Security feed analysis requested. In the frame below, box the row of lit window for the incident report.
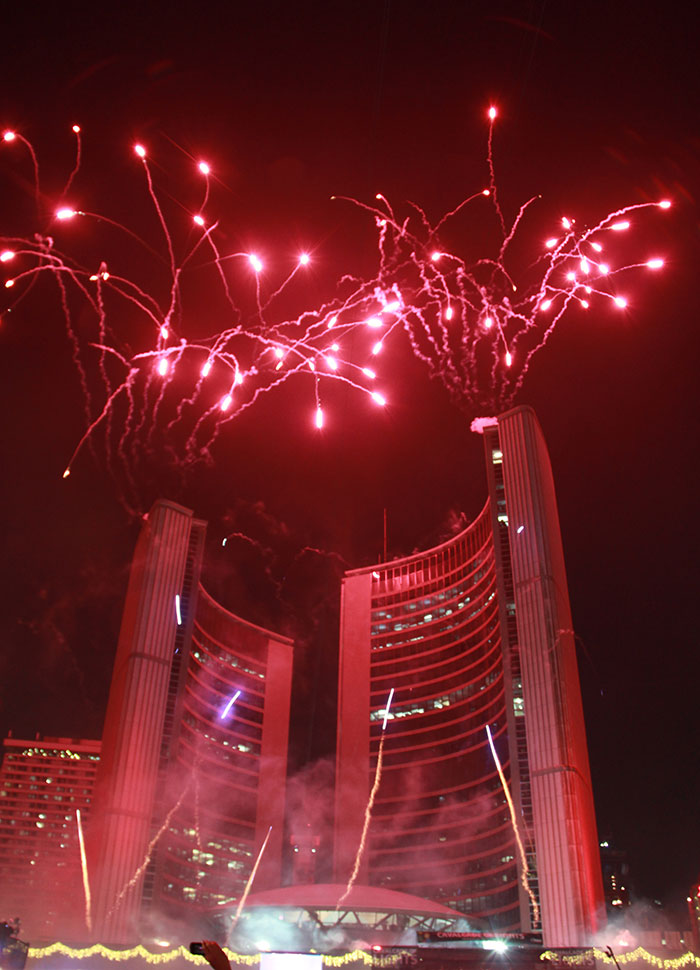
[10,748,98,761]
[191,637,266,681]
[370,669,500,724]
[371,568,491,625]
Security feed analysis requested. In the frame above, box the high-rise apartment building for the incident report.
[334,406,604,947]
[89,500,293,943]
[0,735,101,940]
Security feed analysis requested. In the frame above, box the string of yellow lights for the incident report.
[27,943,408,967]
[540,948,700,969]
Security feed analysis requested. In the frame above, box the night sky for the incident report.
[0,1,698,913]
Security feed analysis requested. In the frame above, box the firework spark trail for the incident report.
[75,808,92,933]
[485,724,540,927]
[229,825,273,932]
[337,689,394,909]
[63,125,83,198]
[1,117,670,509]
[106,781,191,923]
[336,735,385,910]
[220,689,241,720]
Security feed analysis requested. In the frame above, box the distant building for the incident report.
[0,735,100,940]
[89,500,293,943]
[334,406,604,947]
[599,841,632,911]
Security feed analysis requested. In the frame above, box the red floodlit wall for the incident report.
[89,500,196,942]
[497,406,605,946]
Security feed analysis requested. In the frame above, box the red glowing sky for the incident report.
[0,0,698,909]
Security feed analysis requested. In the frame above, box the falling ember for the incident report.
[315,406,324,429]
[505,351,513,367]
[248,253,263,272]
[613,296,628,308]
[0,250,14,262]
[56,207,77,220]
[134,144,146,158]
[486,725,540,927]
[157,357,168,376]
[198,161,211,175]
[230,826,273,930]
[220,690,241,720]
[3,131,17,142]
[62,467,71,479]
[75,809,92,933]
[174,594,182,626]
[371,391,386,406]
[298,252,310,266]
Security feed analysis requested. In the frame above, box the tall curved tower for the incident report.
[333,407,604,946]
[89,500,293,942]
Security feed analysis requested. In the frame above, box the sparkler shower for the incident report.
[0,112,670,513]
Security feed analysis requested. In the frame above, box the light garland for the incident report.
[541,948,700,969]
[27,944,258,965]
[27,943,407,967]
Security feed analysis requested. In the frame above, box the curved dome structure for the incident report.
[229,883,484,952]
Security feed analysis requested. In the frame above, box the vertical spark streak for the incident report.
[75,809,92,933]
[230,825,273,931]
[485,725,540,926]
[174,593,182,626]
[337,691,392,909]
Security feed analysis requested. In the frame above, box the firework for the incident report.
[106,782,190,923]
[229,825,272,932]
[75,809,92,933]
[220,689,242,720]
[0,114,670,511]
[486,724,540,927]
[337,687,393,908]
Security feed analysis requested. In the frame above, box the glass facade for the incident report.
[146,585,292,924]
[0,737,101,939]
[345,502,521,930]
